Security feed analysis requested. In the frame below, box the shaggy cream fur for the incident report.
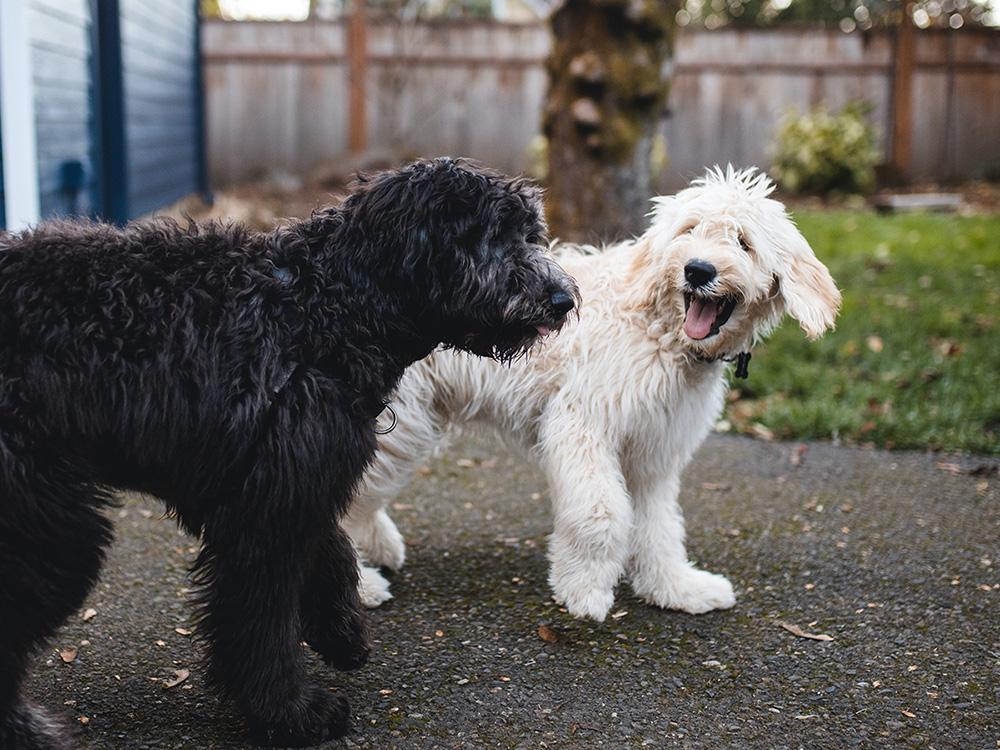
[345,167,841,621]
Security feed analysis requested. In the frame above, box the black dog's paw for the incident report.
[302,604,371,672]
[303,622,371,672]
[248,686,350,748]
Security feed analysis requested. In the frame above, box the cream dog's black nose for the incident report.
[550,290,575,315]
[684,260,717,288]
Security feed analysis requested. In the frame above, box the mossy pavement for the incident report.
[24,432,999,749]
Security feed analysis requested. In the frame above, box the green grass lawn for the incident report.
[725,210,1000,455]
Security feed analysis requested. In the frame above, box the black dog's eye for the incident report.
[739,234,752,253]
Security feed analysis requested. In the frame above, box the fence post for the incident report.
[889,4,915,180]
[348,0,368,155]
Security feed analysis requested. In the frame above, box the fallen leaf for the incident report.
[163,668,190,689]
[610,610,628,620]
[866,335,884,353]
[901,709,916,718]
[751,423,775,441]
[537,625,560,644]
[790,443,808,467]
[77,716,90,725]
[859,420,877,435]
[976,480,989,496]
[701,482,729,491]
[918,367,942,383]
[936,339,962,358]
[174,627,192,636]
[935,462,962,475]
[778,621,833,642]
[81,608,97,622]
[60,647,78,663]
[456,458,475,468]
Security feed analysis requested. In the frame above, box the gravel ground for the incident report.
[24,434,999,749]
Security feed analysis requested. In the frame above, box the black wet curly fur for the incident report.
[0,158,577,748]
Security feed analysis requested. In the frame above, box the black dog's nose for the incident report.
[684,259,717,288]
[550,290,575,316]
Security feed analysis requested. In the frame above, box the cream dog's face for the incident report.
[643,167,841,357]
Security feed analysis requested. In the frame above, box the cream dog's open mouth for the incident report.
[683,293,738,340]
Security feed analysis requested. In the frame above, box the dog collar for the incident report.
[692,350,752,379]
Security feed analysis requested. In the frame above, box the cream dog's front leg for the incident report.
[541,408,633,621]
[628,471,735,614]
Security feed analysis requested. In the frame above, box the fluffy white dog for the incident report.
[346,167,841,621]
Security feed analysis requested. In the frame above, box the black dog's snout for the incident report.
[684,259,717,288]
[550,290,575,316]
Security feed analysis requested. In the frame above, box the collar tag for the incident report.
[734,351,752,379]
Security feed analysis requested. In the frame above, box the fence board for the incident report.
[204,21,1000,188]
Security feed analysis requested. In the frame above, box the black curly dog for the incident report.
[0,158,577,748]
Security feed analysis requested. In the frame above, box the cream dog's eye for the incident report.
[739,235,752,253]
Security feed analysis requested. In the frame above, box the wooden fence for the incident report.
[203,20,1000,188]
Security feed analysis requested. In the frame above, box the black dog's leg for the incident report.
[196,504,351,748]
[301,524,370,672]
[0,461,113,750]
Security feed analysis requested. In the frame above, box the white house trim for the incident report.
[1,0,41,229]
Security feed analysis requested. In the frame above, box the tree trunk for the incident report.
[544,0,676,243]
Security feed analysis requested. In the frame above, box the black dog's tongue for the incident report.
[684,298,718,340]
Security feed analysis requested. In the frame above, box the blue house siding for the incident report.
[0,113,5,229]
[28,0,95,218]
[3,0,202,224]
[120,0,199,218]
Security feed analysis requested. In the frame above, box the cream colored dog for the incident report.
[345,166,841,621]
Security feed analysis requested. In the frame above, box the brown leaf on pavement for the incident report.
[790,443,808,466]
[59,647,78,663]
[81,608,97,622]
[163,668,190,689]
[701,482,729,491]
[778,621,833,642]
[537,625,560,643]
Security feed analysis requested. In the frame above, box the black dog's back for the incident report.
[0,221,291,495]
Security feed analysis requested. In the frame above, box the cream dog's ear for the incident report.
[772,217,841,339]
[648,195,679,229]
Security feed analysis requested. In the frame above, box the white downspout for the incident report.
[1,0,41,230]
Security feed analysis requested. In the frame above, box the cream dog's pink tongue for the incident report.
[684,298,718,340]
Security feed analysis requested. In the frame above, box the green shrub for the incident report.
[770,102,879,195]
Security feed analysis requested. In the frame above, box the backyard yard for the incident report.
[9,3,999,749]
